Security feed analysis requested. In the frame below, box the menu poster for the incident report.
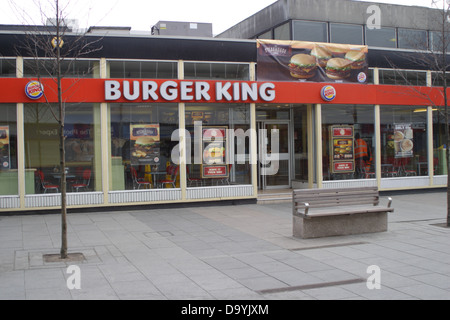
[257,39,369,83]
[130,124,161,165]
[202,126,229,178]
[393,123,414,158]
[330,125,355,173]
[0,126,11,170]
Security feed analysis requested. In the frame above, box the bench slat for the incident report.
[293,190,378,200]
[295,199,379,209]
[297,207,394,218]
[294,195,379,204]
[293,187,377,196]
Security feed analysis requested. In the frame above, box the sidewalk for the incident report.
[1,189,450,300]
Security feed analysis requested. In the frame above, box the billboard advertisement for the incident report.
[257,40,369,84]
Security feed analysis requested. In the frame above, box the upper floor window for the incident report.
[293,20,328,43]
[184,62,250,80]
[378,69,427,86]
[330,23,364,45]
[257,30,273,40]
[0,58,16,77]
[108,60,177,79]
[429,31,450,52]
[24,58,99,78]
[274,22,291,40]
[365,26,396,48]
[398,29,428,50]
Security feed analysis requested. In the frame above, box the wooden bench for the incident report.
[292,187,394,239]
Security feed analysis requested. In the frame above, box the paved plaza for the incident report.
[0,189,450,300]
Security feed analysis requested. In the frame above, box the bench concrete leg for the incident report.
[293,212,388,239]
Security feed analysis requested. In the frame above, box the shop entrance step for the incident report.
[257,191,292,204]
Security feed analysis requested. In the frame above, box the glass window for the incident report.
[257,30,273,40]
[398,29,428,50]
[431,71,450,87]
[433,107,447,175]
[366,68,375,84]
[293,20,328,43]
[185,104,251,187]
[0,59,16,77]
[293,105,309,181]
[380,106,428,177]
[184,62,250,80]
[24,59,99,78]
[365,27,396,48]
[108,60,177,79]
[430,31,450,52]
[322,105,375,181]
[24,103,102,194]
[109,104,178,191]
[0,104,18,195]
[274,22,291,40]
[330,23,363,45]
[379,69,427,86]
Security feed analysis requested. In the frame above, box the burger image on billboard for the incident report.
[345,50,366,70]
[325,58,352,80]
[311,46,332,68]
[288,54,317,79]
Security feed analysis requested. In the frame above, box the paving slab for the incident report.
[0,190,449,301]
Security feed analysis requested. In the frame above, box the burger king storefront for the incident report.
[0,39,448,213]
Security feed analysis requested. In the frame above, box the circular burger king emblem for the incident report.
[25,81,44,100]
[357,72,367,83]
[321,85,336,102]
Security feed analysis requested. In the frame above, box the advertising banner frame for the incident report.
[257,39,369,84]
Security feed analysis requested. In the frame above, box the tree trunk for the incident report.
[55,0,68,259]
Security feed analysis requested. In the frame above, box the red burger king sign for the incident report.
[25,81,44,100]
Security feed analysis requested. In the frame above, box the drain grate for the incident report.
[258,278,365,294]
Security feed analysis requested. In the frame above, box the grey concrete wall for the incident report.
[217,0,443,39]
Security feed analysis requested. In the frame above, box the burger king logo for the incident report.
[321,85,336,102]
[357,72,367,83]
[25,81,44,100]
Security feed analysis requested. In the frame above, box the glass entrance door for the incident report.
[258,121,291,190]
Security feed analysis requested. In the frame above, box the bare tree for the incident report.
[10,0,102,258]
[385,0,450,227]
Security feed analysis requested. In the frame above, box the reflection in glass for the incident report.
[366,27,396,48]
[330,23,363,45]
[380,106,428,177]
[322,105,375,181]
[24,104,101,194]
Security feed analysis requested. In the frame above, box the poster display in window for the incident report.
[0,126,10,170]
[201,126,229,178]
[393,123,414,158]
[257,39,368,83]
[330,125,355,173]
[130,124,161,165]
